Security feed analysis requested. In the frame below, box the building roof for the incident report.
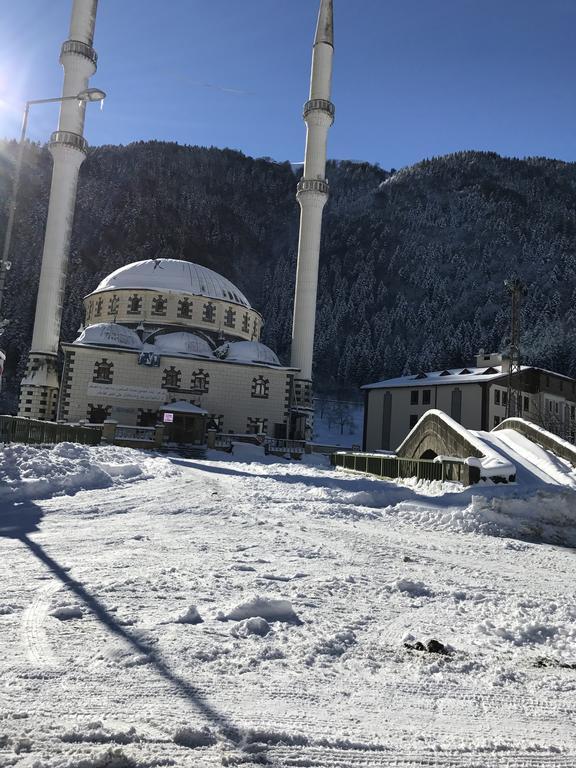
[91,259,251,308]
[159,401,208,415]
[150,332,214,359]
[361,365,532,391]
[73,323,143,350]
[214,340,281,367]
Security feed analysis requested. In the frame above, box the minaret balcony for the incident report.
[297,179,329,195]
[49,131,88,155]
[60,39,98,67]
[303,98,335,120]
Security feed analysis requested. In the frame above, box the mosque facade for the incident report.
[47,259,301,436]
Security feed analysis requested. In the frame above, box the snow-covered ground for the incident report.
[2,442,576,767]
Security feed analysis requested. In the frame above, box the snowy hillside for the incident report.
[2,443,576,766]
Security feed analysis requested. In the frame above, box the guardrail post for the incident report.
[101,419,118,444]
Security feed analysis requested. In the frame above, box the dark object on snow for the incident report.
[535,656,576,670]
[404,638,450,655]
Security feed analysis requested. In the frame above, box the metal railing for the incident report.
[331,451,473,484]
[114,425,155,443]
[297,178,329,195]
[0,416,101,446]
[265,438,307,455]
[303,98,335,120]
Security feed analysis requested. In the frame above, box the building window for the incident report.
[494,389,501,406]
[177,297,193,319]
[93,359,113,384]
[86,302,93,322]
[127,294,142,314]
[494,416,501,427]
[571,406,575,420]
[152,295,167,316]
[252,317,258,339]
[409,414,418,429]
[94,297,103,317]
[202,302,216,323]
[108,295,119,316]
[502,391,508,407]
[555,401,559,414]
[224,307,236,328]
[422,390,431,406]
[251,376,269,399]
[410,390,419,405]
[87,404,111,424]
[548,400,553,412]
[208,414,224,432]
[247,417,268,435]
[242,313,250,333]
[162,366,181,389]
[191,369,209,393]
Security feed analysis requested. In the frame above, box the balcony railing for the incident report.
[297,179,329,196]
[50,131,88,154]
[303,99,335,120]
[60,39,98,66]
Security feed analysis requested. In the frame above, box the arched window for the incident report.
[95,297,103,317]
[242,313,250,333]
[202,302,216,323]
[108,295,119,315]
[191,368,209,393]
[162,366,181,389]
[251,376,269,399]
[224,307,236,328]
[178,297,193,319]
[152,295,167,316]
[86,302,93,322]
[127,294,142,314]
[93,359,113,384]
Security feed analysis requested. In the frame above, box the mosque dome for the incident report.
[215,340,281,367]
[151,332,214,358]
[92,259,251,308]
[74,323,143,349]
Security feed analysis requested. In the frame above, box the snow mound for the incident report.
[218,595,300,624]
[176,605,203,625]
[390,578,434,597]
[0,443,180,506]
[173,726,217,748]
[50,605,83,621]
[230,617,271,638]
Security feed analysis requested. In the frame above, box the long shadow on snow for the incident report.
[0,500,281,764]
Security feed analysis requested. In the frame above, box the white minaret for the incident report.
[290,0,334,435]
[19,0,99,420]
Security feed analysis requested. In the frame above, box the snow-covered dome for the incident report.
[215,340,280,366]
[93,259,251,308]
[151,332,214,358]
[74,323,143,349]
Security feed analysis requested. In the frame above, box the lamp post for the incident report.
[0,87,106,325]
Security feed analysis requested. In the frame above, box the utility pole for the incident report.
[504,278,527,418]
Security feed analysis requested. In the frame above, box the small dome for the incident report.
[74,323,143,349]
[215,340,280,366]
[152,332,214,358]
[93,259,251,308]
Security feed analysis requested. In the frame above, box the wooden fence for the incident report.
[331,451,477,485]
[0,416,102,446]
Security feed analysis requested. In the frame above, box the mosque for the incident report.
[17,0,335,441]
[55,259,300,437]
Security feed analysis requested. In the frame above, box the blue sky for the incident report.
[0,0,575,170]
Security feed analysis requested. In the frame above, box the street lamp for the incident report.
[0,87,106,325]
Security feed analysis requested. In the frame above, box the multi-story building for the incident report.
[362,351,576,452]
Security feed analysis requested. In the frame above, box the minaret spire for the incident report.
[18,0,99,420]
[290,0,335,438]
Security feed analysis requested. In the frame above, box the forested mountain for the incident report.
[1,141,576,406]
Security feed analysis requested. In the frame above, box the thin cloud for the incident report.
[187,80,256,97]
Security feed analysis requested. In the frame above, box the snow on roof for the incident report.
[73,323,143,350]
[362,365,531,390]
[215,340,281,367]
[150,332,214,359]
[159,401,208,415]
[92,259,251,308]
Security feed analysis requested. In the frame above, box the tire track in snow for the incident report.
[21,581,61,667]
